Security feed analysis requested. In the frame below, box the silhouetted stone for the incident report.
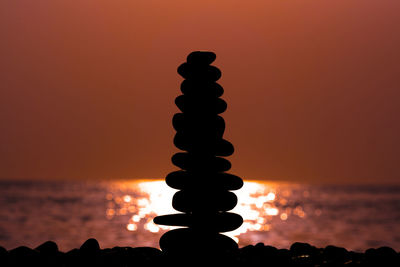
[154,51,243,255]
[80,238,100,254]
[172,114,226,138]
[173,134,234,156]
[177,63,221,81]
[291,242,317,256]
[154,212,242,232]
[376,246,397,258]
[181,80,224,97]
[172,190,237,212]
[35,240,59,255]
[175,95,227,114]
[166,171,243,190]
[365,247,399,266]
[171,153,231,172]
[159,228,238,254]
[187,51,216,65]
[324,245,349,264]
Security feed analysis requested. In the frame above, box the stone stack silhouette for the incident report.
[154,51,243,255]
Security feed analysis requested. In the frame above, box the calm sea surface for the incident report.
[0,179,399,252]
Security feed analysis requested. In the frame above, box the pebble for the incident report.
[175,95,227,114]
[186,51,216,65]
[172,189,237,212]
[165,171,243,190]
[290,242,317,256]
[171,152,231,172]
[172,113,225,137]
[180,80,224,97]
[35,240,59,255]
[365,247,399,266]
[324,245,349,263]
[159,228,238,255]
[173,134,234,156]
[177,63,221,81]
[153,212,242,232]
[80,238,100,254]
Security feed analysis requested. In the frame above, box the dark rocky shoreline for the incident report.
[1,238,399,266]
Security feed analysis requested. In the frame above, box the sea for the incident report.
[0,179,399,252]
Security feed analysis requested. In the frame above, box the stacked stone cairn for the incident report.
[154,51,244,256]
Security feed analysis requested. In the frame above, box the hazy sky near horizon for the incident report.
[1,1,399,184]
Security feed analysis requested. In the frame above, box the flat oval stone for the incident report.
[159,228,238,254]
[172,114,225,139]
[175,95,227,114]
[173,133,233,156]
[216,139,234,156]
[171,153,231,172]
[154,212,242,233]
[187,212,243,233]
[187,51,216,65]
[181,80,224,97]
[166,171,243,190]
[172,190,237,212]
[154,213,191,227]
[178,63,221,81]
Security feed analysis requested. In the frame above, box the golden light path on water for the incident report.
[105,180,306,244]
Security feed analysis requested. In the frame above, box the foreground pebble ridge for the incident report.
[1,238,399,266]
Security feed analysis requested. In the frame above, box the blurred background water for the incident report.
[0,179,399,252]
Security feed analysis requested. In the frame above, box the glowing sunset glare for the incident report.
[105,180,306,244]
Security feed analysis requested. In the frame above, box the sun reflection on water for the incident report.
[105,180,306,244]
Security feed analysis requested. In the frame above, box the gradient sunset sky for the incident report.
[1,1,399,184]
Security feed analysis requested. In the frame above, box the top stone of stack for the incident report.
[187,51,217,65]
[178,51,221,82]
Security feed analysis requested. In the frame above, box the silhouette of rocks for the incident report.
[1,240,399,266]
[154,51,244,255]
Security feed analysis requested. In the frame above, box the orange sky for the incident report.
[1,1,399,184]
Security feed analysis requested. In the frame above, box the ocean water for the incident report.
[0,179,399,252]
